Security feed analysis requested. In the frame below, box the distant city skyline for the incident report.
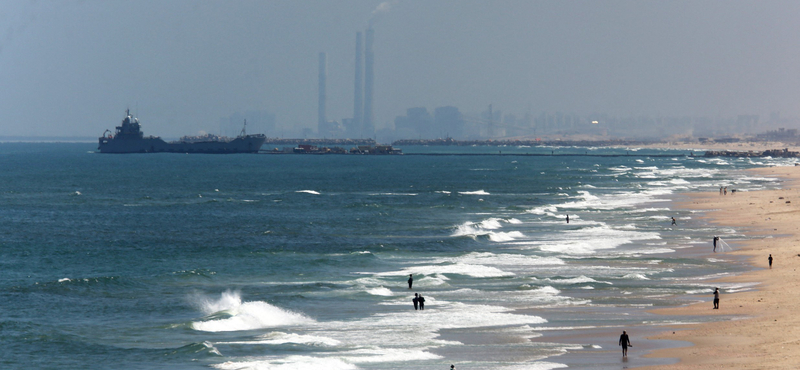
[2,1,800,138]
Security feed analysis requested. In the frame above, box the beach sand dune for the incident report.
[642,166,800,369]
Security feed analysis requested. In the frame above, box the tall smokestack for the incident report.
[363,26,375,136]
[318,52,327,136]
[352,32,363,136]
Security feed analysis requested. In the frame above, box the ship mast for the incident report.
[239,119,247,137]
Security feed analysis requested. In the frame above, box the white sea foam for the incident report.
[534,224,661,255]
[543,276,611,285]
[459,190,490,195]
[371,263,514,278]
[58,278,70,282]
[489,231,525,242]
[213,356,357,370]
[338,347,442,363]
[430,252,565,267]
[366,286,393,296]
[190,290,313,332]
[219,332,342,347]
[202,341,222,356]
[451,218,525,242]
[296,190,321,195]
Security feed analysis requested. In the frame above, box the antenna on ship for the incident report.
[239,119,247,137]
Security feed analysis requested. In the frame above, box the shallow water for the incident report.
[0,143,791,369]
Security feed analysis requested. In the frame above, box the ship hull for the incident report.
[98,135,266,154]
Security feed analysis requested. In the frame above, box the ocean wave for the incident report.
[451,218,524,242]
[543,276,611,285]
[213,356,356,370]
[296,190,321,195]
[165,341,222,357]
[190,290,313,332]
[458,190,490,195]
[534,224,662,255]
[431,252,565,267]
[369,192,418,196]
[338,347,442,364]
[366,286,393,296]
[371,263,514,278]
[220,332,342,347]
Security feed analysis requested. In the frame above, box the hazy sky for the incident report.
[2,0,800,137]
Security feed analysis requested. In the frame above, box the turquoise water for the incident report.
[0,143,790,369]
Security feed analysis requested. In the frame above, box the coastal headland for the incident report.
[641,165,800,369]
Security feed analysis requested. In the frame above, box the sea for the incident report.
[0,142,793,370]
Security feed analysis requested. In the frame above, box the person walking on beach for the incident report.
[619,330,632,357]
[769,254,773,269]
[413,293,419,310]
[713,288,720,309]
[671,217,677,226]
[408,274,413,289]
[724,187,727,195]
[720,186,723,195]
[713,236,719,252]
[418,294,425,310]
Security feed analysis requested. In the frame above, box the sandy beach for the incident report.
[640,165,800,369]
[621,140,800,154]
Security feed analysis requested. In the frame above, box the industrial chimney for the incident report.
[352,32,363,137]
[318,52,327,136]
[363,26,375,136]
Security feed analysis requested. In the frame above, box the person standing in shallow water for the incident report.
[713,236,719,252]
[408,274,413,289]
[412,293,419,310]
[671,217,677,226]
[769,254,773,269]
[618,330,632,357]
[566,214,569,223]
[418,294,425,310]
[713,288,720,309]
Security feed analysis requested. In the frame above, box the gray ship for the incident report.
[98,110,266,154]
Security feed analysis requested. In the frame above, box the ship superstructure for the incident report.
[98,110,266,154]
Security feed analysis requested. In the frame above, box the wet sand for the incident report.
[640,165,800,369]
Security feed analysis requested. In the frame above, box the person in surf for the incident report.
[619,330,632,356]
[413,293,419,310]
[408,274,413,289]
[418,294,425,310]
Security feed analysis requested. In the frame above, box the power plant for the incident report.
[317,27,376,139]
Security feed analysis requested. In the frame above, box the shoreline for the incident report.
[639,165,800,369]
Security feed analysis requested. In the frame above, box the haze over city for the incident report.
[2,0,800,140]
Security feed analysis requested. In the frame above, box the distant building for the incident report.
[435,106,464,139]
[394,107,433,139]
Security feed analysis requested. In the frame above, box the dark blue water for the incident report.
[0,143,789,370]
